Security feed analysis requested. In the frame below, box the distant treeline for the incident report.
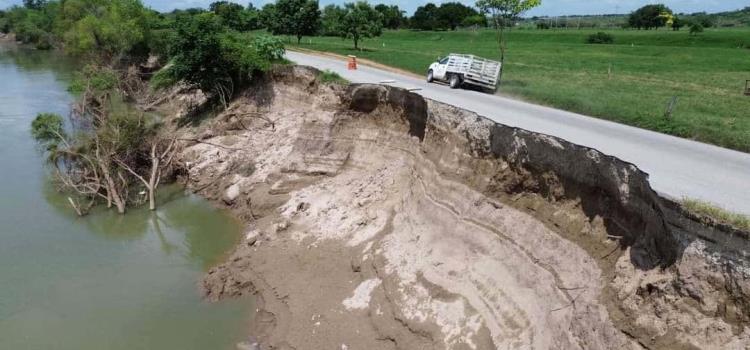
[528,6,750,30]
[1,1,749,53]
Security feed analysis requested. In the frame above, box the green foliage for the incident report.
[4,4,56,45]
[68,65,118,94]
[253,35,286,61]
[463,14,488,28]
[147,28,175,60]
[628,4,672,29]
[98,111,155,155]
[320,4,346,36]
[411,3,439,31]
[690,23,704,35]
[209,1,260,31]
[671,17,685,31]
[412,2,482,31]
[23,0,48,10]
[31,112,66,146]
[60,0,153,59]
[691,14,715,28]
[2,0,156,59]
[437,2,480,31]
[149,65,179,90]
[258,3,277,30]
[682,198,750,231]
[340,1,383,50]
[476,0,542,26]
[166,13,273,105]
[374,4,405,30]
[585,32,614,44]
[266,0,320,44]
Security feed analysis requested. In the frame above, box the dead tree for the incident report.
[115,137,177,210]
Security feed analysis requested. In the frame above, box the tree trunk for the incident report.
[354,37,359,50]
[297,35,302,44]
[148,145,160,211]
[494,16,506,86]
[99,160,126,214]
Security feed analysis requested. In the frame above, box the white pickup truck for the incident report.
[427,54,502,91]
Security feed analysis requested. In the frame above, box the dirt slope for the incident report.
[158,66,750,350]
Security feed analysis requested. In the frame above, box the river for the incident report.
[0,44,252,349]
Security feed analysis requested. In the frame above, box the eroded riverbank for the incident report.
[152,66,750,350]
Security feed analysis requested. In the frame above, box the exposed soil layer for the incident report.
[157,66,750,350]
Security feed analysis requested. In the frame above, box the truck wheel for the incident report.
[449,75,461,89]
[427,70,434,83]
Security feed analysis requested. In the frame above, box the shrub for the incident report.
[689,23,704,36]
[31,113,65,145]
[253,35,286,61]
[586,32,614,44]
[166,13,272,106]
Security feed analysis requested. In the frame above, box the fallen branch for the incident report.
[177,138,243,151]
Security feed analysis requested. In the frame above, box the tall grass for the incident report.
[682,198,750,231]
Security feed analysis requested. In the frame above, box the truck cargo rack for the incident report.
[445,54,502,90]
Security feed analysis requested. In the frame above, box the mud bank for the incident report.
[158,66,750,350]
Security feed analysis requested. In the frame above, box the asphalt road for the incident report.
[287,51,750,215]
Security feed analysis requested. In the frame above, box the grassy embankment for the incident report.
[289,28,750,152]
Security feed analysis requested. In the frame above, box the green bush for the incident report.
[253,35,286,61]
[689,23,704,35]
[31,113,66,145]
[166,13,272,106]
[586,32,614,44]
[149,65,179,90]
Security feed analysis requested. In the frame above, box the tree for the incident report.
[411,3,440,30]
[23,0,47,10]
[628,4,672,29]
[32,65,178,215]
[166,13,271,107]
[59,0,154,60]
[692,14,714,28]
[689,23,703,35]
[462,14,488,28]
[266,0,320,44]
[437,2,480,30]
[258,3,276,29]
[340,1,383,50]
[476,0,541,85]
[321,4,346,36]
[210,1,252,30]
[671,16,685,31]
[374,4,405,29]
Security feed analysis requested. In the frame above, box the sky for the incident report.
[0,0,747,16]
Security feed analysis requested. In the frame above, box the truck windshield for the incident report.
[439,57,449,64]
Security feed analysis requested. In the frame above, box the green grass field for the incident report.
[289,28,750,152]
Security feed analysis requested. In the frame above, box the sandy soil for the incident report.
[156,66,750,350]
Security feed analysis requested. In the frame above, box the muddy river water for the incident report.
[0,45,252,349]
